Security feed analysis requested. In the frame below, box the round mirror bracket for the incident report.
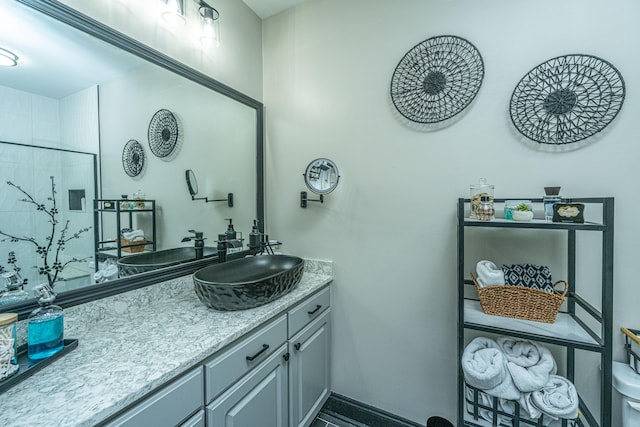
[185,169,233,207]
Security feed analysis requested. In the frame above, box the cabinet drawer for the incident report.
[180,410,204,427]
[204,314,287,404]
[105,367,203,427]
[288,286,330,338]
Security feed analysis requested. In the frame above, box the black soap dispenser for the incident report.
[249,220,262,252]
[225,218,237,240]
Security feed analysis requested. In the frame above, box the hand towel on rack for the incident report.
[462,337,508,390]
[496,337,557,393]
[475,260,505,287]
[530,375,579,420]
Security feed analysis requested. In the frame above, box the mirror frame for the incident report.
[7,0,264,319]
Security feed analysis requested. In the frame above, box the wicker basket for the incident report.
[469,272,568,323]
[120,237,147,253]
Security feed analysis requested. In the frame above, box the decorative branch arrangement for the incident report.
[0,176,91,289]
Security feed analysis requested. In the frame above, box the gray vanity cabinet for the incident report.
[102,285,332,427]
[104,367,204,427]
[289,308,331,427]
[206,343,289,426]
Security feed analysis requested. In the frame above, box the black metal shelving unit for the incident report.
[93,199,157,267]
[457,197,614,427]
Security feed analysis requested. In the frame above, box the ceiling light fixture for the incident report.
[160,0,186,25]
[198,2,220,48]
[0,47,19,67]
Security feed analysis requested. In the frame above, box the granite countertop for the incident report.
[0,259,332,427]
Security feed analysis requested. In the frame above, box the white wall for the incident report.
[263,0,640,424]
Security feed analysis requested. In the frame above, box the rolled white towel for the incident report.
[476,260,505,287]
[462,337,507,390]
[497,337,557,393]
[122,229,145,241]
[530,375,579,420]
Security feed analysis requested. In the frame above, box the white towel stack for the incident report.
[462,336,579,424]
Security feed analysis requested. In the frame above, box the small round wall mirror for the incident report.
[303,158,340,194]
[186,169,198,197]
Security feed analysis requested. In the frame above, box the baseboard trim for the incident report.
[321,393,423,427]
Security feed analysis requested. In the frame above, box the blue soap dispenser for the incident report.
[28,283,64,360]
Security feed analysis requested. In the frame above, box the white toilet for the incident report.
[612,361,640,426]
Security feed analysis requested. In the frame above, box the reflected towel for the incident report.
[476,260,505,287]
[530,375,579,420]
[497,337,557,393]
[122,229,145,241]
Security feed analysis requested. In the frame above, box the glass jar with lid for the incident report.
[470,178,494,219]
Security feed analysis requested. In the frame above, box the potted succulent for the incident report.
[512,202,534,221]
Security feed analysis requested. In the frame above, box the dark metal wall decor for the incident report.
[122,139,145,177]
[147,108,179,158]
[390,35,484,124]
[510,54,625,146]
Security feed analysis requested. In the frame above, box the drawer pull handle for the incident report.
[308,304,322,315]
[246,344,269,361]
[294,342,301,351]
[283,353,290,362]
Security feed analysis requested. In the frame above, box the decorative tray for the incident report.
[0,339,78,394]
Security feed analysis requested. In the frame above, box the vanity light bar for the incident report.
[0,47,19,67]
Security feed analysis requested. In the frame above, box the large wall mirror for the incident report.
[0,0,264,318]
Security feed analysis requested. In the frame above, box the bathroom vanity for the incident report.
[0,260,332,427]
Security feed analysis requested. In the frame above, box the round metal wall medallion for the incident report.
[390,35,484,124]
[148,109,179,158]
[122,139,145,177]
[510,54,625,146]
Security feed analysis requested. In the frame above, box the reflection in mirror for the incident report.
[0,0,263,317]
[304,158,340,194]
[186,169,198,197]
[0,142,96,298]
[184,169,234,207]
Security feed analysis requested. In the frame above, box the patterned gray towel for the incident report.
[501,264,554,293]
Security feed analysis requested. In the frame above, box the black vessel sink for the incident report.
[117,246,217,277]
[193,255,304,311]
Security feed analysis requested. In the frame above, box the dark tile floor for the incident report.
[311,410,366,427]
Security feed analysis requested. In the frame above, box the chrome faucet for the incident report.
[181,230,205,259]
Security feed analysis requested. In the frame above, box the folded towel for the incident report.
[476,260,505,287]
[501,263,554,293]
[530,375,579,420]
[462,337,507,390]
[497,392,542,420]
[122,229,145,241]
[496,337,557,393]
